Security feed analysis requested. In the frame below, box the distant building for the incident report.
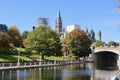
[0,24,8,32]
[55,10,62,34]
[86,28,102,42]
[86,28,96,42]
[98,30,101,42]
[37,17,48,25]
[33,17,48,30]
[66,24,80,33]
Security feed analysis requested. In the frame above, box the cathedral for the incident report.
[86,28,102,42]
[55,10,67,39]
[55,10,102,42]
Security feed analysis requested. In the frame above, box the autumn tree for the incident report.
[21,31,29,47]
[60,38,68,56]
[8,25,22,47]
[66,28,92,58]
[0,32,11,51]
[24,24,61,59]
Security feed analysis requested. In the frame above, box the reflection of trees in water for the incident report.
[78,75,90,80]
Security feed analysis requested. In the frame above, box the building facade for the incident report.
[37,17,48,25]
[0,24,8,32]
[86,28,102,42]
[66,24,80,33]
[86,28,96,42]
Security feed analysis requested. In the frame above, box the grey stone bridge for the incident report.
[91,47,120,68]
[94,47,120,55]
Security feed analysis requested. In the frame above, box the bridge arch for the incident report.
[93,51,119,69]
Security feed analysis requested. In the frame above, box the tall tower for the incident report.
[90,29,96,42]
[56,10,62,34]
[98,30,101,42]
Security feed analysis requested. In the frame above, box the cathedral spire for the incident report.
[57,10,61,20]
[56,10,62,34]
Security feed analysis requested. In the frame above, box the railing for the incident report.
[0,60,81,70]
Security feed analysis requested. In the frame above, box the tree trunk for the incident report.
[42,54,44,60]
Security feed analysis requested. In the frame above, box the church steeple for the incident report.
[57,10,61,20]
[56,10,62,34]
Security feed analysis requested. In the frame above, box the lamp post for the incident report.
[18,51,20,67]
[90,46,95,62]
[54,53,56,64]
[39,53,41,65]
[13,49,20,67]
[90,46,95,80]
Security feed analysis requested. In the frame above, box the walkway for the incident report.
[0,60,81,70]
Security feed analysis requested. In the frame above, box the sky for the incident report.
[0,0,120,43]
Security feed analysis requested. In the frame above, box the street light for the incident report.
[54,54,56,64]
[13,49,20,67]
[18,51,20,67]
[90,46,95,62]
[39,53,41,65]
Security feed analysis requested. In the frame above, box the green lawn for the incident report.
[0,55,32,62]
[0,47,75,62]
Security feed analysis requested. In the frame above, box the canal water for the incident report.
[0,63,119,80]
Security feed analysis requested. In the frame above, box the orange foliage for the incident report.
[60,38,66,44]
[60,46,67,53]
[72,28,86,37]
[22,38,30,48]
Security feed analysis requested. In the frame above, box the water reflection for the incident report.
[0,63,119,80]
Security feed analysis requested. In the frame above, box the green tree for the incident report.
[0,32,11,51]
[8,25,22,47]
[108,41,119,47]
[24,25,61,59]
[92,41,106,47]
[66,28,92,58]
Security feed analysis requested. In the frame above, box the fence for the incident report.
[0,60,81,70]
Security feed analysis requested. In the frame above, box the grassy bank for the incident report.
[0,48,75,62]
[0,55,32,62]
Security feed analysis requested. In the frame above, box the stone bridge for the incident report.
[91,47,120,68]
[94,47,120,55]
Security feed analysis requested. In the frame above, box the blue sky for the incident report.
[0,0,120,43]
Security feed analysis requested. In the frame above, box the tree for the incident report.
[66,28,92,58]
[8,25,22,47]
[108,41,119,47]
[24,24,61,59]
[60,38,68,56]
[92,41,106,47]
[0,32,11,51]
[21,31,29,48]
